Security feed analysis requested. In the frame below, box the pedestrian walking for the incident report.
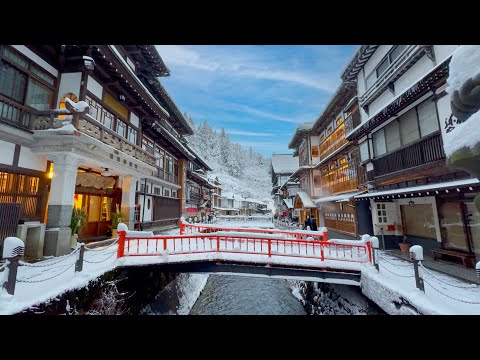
[310,216,318,231]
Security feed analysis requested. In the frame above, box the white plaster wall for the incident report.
[394,55,434,95]
[0,140,15,166]
[370,200,401,236]
[436,91,453,144]
[87,75,103,99]
[18,146,47,172]
[367,89,395,116]
[363,45,394,79]
[434,45,459,64]
[56,72,82,107]
[357,68,366,97]
[12,45,58,77]
[139,194,153,222]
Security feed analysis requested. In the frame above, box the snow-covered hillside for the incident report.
[185,118,273,208]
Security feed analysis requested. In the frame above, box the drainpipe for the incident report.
[141,178,147,230]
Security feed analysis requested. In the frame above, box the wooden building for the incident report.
[0,45,195,256]
[343,45,480,264]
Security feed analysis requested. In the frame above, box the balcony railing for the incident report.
[372,132,445,178]
[319,124,348,159]
[76,114,157,167]
[0,95,34,130]
[360,45,427,108]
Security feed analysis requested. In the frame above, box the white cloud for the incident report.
[156,45,337,92]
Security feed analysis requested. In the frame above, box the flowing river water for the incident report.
[190,275,307,315]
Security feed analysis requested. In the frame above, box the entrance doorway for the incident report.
[74,194,115,239]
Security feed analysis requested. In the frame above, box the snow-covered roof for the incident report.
[288,123,314,149]
[355,178,480,199]
[314,190,367,205]
[295,191,317,208]
[283,198,294,209]
[271,154,299,174]
[221,192,236,200]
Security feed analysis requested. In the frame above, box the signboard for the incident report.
[293,209,300,218]
[311,146,319,158]
[186,208,198,213]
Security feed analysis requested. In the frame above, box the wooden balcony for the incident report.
[319,124,347,159]
[76,114,157,167]
[0,95,34,131]
[322,177,358,194]
[372,132,445,178]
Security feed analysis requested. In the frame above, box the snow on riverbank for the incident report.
[361,252,480,315]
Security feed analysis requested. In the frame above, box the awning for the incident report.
[354,178,480,199]
[314,190,367,205]
[283,198,294,209]
[295,191,317,208]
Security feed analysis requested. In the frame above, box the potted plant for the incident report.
[398,235,412,253]
[70,207,87,249]
[111,212,122,238]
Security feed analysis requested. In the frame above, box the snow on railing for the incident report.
[180,219,328,242]
[116,230,371,264]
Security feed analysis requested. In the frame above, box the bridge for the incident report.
[115,220,374,286]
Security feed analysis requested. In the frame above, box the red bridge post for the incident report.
[366,240,372,263]
[117,230,126,258]
[268,239,271,257]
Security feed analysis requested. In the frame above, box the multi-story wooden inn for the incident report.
[343,45,480,264]
[0,45,207,256]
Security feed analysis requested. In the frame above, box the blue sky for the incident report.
[156,45,358,157]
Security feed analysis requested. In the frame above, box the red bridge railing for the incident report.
[117,231,372,264]
[180,220,328,242]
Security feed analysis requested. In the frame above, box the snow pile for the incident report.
[44,123,77,134]
[443,111,480,157]
[444,45,480,157]
[65,97,89,113]
[361,252,480,314]
[446,45,480,96]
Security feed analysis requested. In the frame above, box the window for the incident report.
[335,117,343,127]
[389,45,406,63]
[376,204,387,223]
[154,187,161,195]
[25,79,53,111]
[376,57,389,77]
[365,46,407,90]
[129,127,137,144]
[417,99,439,136]
[400,108,420,144]
[172,191,176,198]
[116,120,127,138]
[164,189,170,197]
[372,98,440,157]
[0,61,27,103]
[359,141,369,162]
[385,120,401,152]
[0,47,56,110]
[142,137,154,155]
[366,72,377,89]
[373,128,386,156]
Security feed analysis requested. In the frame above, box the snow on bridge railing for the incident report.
[116,230,372,264]
[214,215,273,223]
[180,219,328,242]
